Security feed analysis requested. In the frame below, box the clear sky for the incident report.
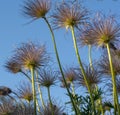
[0,0,120,108]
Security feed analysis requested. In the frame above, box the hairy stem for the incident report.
[21,70,42,113]
[71,82,75,96]
[43,17,78,115]
[88,45,93,70]
[35,70,45,109]
[36,99,42,115]
[106,44,120,115]
[71,26,96,114]
[30,67,37,115]
[47,87,54,115]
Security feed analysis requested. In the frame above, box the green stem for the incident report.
[28,101,30,114]
[35,70,45,109]
[88,45,93,70]
[70,26,96,114]
[36,99,42,115]
[21,71,41,113]
[43,17,78,115]
[47,87,54,115]
[30,67,37,115]
[106,44,120,115]
[71,82,75,96]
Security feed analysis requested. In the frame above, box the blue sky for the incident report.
[0,0,120,107]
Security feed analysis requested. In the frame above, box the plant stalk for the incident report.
[70,26,96,114]
[30,67,37,115]
[36,99,42,115]
[35,70,45,109]
[106,43,120,115]
[21,70,42,113]
[43,17,78,115]
[47,87,54,115]
[71,82,75,96]
[88,45,93,70]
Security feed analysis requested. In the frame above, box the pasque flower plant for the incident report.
[6,42,49,115]
[17,82,33,103]
[38,68,57,115]
[3,0,120,115]
[22,0,78,114]
[81,14,120,114]
[52,1,97,114]
[77,65,102,88]
[23,0,51,20]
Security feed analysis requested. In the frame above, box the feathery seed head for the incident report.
[99,54,120,76]
[77,65,102,88]
[52,1,88,30]
[0,86,12,96]
[65,68,77,83]
[0,98,15,115]
[14,103,34,115]
[5,58,22,74]
[102,101,114,112]
[108,76,120,96]
[23,0,51,20]
[17,82,33,102]
[41,102,65,115]
[78,27,95,46]
[59,67,77,88]
[85,14,120,47]
[15,42,49,70]
[38,69,57,88]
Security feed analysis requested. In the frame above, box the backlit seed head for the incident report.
[77,65,102,88]
[14,103,34,115]
[23,0,51,20]
[102,101,114,112]
[0,86,12,96]
[83,14,120,48]
[38,68,57,88]
[59,67,77,88]
[41,102,65,115]
[15,42,49,70]
[108,76,120,96]
[5,58,22,74]
[52,1,88,30]
[99,54,120,76]
[0,97,15,114]
[78,27,95,46]
[65,68,77,83]
[17,82,33,102]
